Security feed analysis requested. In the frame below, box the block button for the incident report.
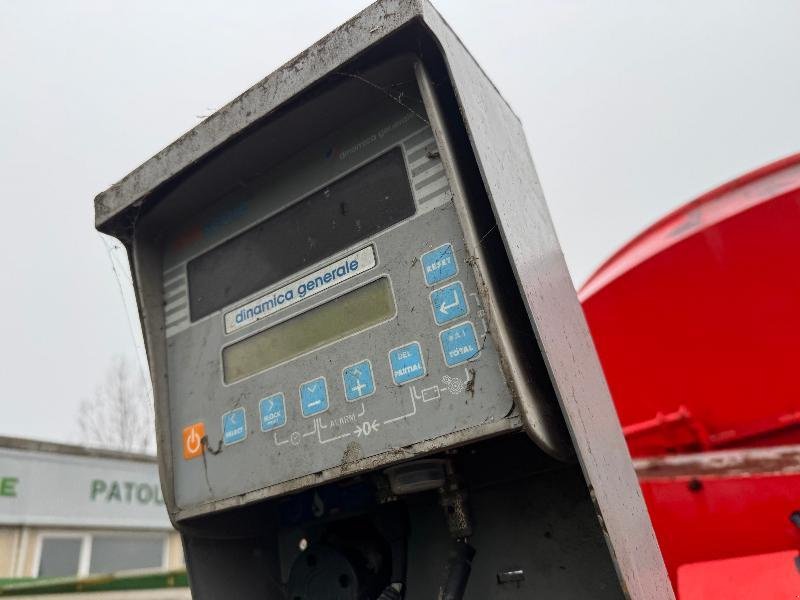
[300,377,329,418]
[421,243,458,286]
[389,342,426,385]
[440,321,481,367]
[182,422,205,460]
[221,407,247,446]
[259,393,287,432]
[342,360,376,402]
[430,281,468,326]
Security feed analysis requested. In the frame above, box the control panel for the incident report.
[159,88,517,511]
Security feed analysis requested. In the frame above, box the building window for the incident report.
[36,532,166,578]
[37,537,83,578]
[88,536,165,574]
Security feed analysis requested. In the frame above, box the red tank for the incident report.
[579,152,800,596]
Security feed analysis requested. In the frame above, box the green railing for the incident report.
[0,570,188,596]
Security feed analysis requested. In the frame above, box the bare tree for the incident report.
[77,356,155,454]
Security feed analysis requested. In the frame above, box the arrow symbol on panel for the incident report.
[439,293,460,315]
[354,420,380,438]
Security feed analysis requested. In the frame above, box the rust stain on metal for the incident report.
[634,445,800,480]
[465,368,476,397]
[342,441,364,466]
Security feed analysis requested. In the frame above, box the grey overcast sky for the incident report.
[1,1,799,445]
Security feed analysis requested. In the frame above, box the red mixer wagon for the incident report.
[579,152,800,597]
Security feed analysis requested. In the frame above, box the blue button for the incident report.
[342,360,376,402]
[259,393,287,432]
[221,407,247,445]
[299,377,329,418]
[421,243,458,286]
[430,281,469,326]
[440,322,481,367]
[388,342,426,385]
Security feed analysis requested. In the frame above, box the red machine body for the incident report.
[579,152,800,596]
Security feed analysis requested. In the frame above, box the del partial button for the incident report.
[430,281,468,326]
[421,243,458,286]
[300,377,329,418]
[221,407,247,446]
[259,393,287,432]
[440,321,481,367]
[389,342,426,385]
[342,360,376,402]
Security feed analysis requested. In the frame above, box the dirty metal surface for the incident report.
[94,0,424,232]
[634,444,800,479]
[637,447,800,587]
[416,4,674,598]
[413,61,569,459]
[95,1,673,597]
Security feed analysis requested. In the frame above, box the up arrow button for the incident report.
[430,281,469,326]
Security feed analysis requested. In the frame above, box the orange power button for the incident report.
[182,422,205,460]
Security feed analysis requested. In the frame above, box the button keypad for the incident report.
[430,280,468,326]
[440,321,480,367]
[215,240,488,448]
[221,407,247,445]
[259,393,287,432]
[342,360,376,401]
[388,342,426,385]
[299,377,329,417]
[421,243,458,286]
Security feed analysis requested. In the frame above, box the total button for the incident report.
[439,321,481,367]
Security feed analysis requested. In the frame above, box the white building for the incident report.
[0,437,183,579]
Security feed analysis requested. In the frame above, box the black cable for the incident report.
[438,540,476,600]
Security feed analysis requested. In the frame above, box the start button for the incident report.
[182,422,205,460]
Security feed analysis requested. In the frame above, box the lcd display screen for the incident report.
[222,277,395,383]
[187,147,414,320]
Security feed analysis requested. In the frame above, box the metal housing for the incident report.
[95,2,673,597]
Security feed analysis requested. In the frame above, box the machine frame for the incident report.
[95,2,672,598]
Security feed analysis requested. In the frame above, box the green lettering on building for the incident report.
[90,479,164,506]
[0,477,19,498]
[90,479,107,500]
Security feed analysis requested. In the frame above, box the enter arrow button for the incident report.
[431,281,468,326]
[439,293,460,315]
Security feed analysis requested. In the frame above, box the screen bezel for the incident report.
[185,146,415,321]
[220,275,397,384]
